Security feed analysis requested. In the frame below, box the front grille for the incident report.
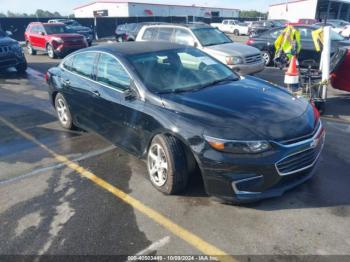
[0,46,10,56]
[64,39,85,46]
[276,134,324,176]
[244,54,262,64]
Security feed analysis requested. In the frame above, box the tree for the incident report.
[240,10,268,19]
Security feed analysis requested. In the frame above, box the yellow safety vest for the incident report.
[274,25,301,58]
[312,27,324,52]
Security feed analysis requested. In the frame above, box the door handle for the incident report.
[62,79,70,86]
[92,90,100,97]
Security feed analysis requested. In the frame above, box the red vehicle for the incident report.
[24,22,88,59]
[288,19,318,26]
[331,47,350,92]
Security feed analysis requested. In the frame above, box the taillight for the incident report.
[246,39,254,45]
[312,102,320,125]
[45,72,49,83]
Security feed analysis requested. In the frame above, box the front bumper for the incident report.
[229,61,265,75]
[54,45,87,57]
[0,52,26,70]
[197,122,325,203]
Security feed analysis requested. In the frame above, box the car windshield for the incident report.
[192,28,232,46]
[298,27,344,41]
[127,48,238,94]
[44,25,70,34]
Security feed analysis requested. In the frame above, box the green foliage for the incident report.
[1,9,63,17]
[240,10,268,19]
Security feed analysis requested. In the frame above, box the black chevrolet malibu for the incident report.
[46,42,325,203]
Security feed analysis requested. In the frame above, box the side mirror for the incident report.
[5,31,13,37]
[124,81,139,101]
[39,31,45,36]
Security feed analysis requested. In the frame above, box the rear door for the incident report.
[59,52,99,129]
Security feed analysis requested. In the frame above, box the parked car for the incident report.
[314,20,350,34]
[210,20,249,36]
[48,19,94,46]
[25,22,88,59]
[115,22,167,42]
[248,20,276,37]
[323,19,350,34]
[246,25,350,66]
[136,24,265,75]
[331,47,350,92]
[46,42,324,203]
[289,19,318,26]
[0,29,27,73]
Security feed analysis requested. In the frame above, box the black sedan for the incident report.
[247,25,350,66]
[46,42,324,203]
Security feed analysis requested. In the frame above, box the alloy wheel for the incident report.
[56,98,69,126]
[147,144,168,187]
[262,52,271,65]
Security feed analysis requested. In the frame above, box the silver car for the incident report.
[136,24,265,75]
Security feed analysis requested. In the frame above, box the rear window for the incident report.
[157,28,174,41]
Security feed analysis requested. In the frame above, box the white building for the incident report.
[74,1,240,18]
[268,0,350,22]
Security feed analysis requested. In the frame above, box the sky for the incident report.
[0,0,284,15]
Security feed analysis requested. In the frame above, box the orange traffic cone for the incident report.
[284,55,300,92]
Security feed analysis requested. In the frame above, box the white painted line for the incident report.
[0,145,116,186]
[135,236,171,256]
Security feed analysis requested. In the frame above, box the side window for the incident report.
[157,28,174,41]
[142,28,158,40]
[31,26,39,33]
[62,56,74,71]
[223,20,228,25]
[173,29,194,46]
[229,21,235,25]
[71,52,96,78]
[270,29,283,38]
[96,53,130,91]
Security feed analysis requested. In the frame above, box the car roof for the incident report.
[82,42,187,56]
[142,23,211,29]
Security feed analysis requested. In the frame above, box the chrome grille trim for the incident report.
[244,54,262,64]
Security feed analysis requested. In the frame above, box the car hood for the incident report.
[161,76,315,141]
[0,36,17,45]
[204,42,261,57]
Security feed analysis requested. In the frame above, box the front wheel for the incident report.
[55,93,74,130]
[47,44,56,59]
[27,42,36,55]
[261,51,272,66]
[147,135,189,195]
[15,62,27,74]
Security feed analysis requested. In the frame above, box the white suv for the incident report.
[136,24,264,75]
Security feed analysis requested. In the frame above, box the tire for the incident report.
[55,93,74,130]
[27,42,36,55]
[117,36,123,42]
[261,51,272,66]
[47,44,56,59]
[147,135,189,195]
[15,62,27,74]
[233,29,240,36]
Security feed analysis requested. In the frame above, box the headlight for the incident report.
[204,135,271,154]
[52,37,63,44]
[10,43,21,52]
[226,56,243,65]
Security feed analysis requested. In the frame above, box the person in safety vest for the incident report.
[312,27,324,52]
[274,25,302,65]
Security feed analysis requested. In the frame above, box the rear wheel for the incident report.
[27,42,36,55]
[261,51,272,66]
[55,93,74,130]
[147,135,189,195]
[233,29,240,36]
[47,44,56,59]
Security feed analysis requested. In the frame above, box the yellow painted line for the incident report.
[0,116,236,262]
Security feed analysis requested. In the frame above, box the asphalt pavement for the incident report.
[0,47,350,261]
